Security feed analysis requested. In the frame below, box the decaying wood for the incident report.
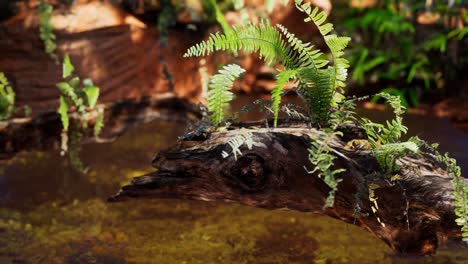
[111,122,465,255]
[0,93,200,159]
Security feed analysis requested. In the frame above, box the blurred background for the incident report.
[0,1,467,263]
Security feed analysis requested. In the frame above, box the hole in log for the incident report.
[230,154,267,191]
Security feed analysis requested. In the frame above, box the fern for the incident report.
[305,97,361,208]
[0,72,15,121]
[442,155,468,243]
[57,55,104,154]
[373,142,419,173]
[38,1,57,60]
[307,128,345,208]
[411,137,468,243]
[221,129,254,160]
[208,64,245,126]
[434,150,468,243]
[294,0,350,97]
[186,21,293,67]
[184,9,348,126]
[296,67,335,122]
[361,92,408,146]
[208,0,231,34]
[271,69,297,127]
[360,92,415,173]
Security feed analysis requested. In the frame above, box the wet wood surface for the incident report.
[112,121,464,255]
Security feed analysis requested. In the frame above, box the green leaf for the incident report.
[271,69,297,127]
[69,77,80,89]
[373,88,409,109]
[63,55,74,78]
[208,64,245,126]
[83,86,100,108]
[56,82,73,93]
[363,56,387,72]
[58,96,69,131]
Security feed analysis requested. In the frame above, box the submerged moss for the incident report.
[0,120,467,263]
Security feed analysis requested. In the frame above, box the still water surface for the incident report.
[0,97,467,263]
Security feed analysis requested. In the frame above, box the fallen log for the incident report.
[110,121,465,255]
[0,93,200,159]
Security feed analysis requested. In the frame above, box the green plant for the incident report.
[184,1,467,235]
[38,1,57,60]
[360,93,419,172]
[0,72,15,120]
[361,92,408,146]
[411,137,468,242]
[57,55,104,169]
[441,154,468,243]
[185,0,351,206]
[208,64,245,126]
[307,128,345,208]
[339,0,468,106]
[185,0,350,127]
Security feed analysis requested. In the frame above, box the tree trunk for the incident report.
[110,121,465,255]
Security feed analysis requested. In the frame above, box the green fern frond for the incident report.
[413,137,468,243]
[373,142,419,173]
[184,21,287,66]
[38,1,57,60]
[307,129,345,208]
[208,64,245,126]
[276,24,328,69]
[361,92,408,146]
[0,72,15,120]
[297,67,335,122]
[324,35,350,90]
[271,69,297,127]
[295,0,350,92]
[184,21,325,72]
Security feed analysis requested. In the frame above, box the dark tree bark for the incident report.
[110,122,465,255]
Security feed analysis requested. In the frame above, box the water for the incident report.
[0,98,467,263]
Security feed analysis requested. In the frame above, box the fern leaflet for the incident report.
[307,129,345,208]
[222,129,254,160]
[271,69,297,127]
[208,64,245,126]
[295,0,350,96]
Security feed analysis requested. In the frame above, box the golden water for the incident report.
[1,111,467,263]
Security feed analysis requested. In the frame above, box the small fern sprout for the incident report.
[361,92,408,146]
[208,64,245,126]
[271,70,297,127]
[0,72,15,120]
[38,1,57,61]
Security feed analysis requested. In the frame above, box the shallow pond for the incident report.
[1,96,467,263]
